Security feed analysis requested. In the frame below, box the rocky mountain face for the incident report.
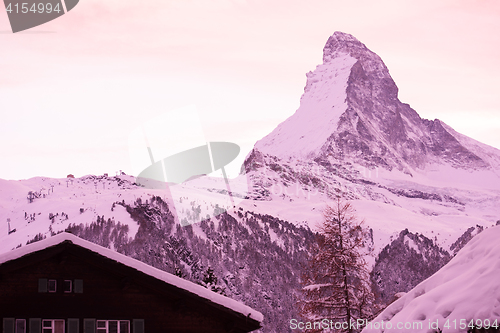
[322,33,488,172]
[251,31,494,174]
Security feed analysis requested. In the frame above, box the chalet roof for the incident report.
[0,232,264,324]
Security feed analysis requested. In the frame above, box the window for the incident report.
[16,319,26,333]
[30,318,41,333]
[74,279,83,293]
[3,318,15,333]
[42,320,64,333]
[132,320,143,333]
[83,319,95,333]
[48,280,57,293]
[38,279,48,293]
[96,321,129,333]
[67,319,79,333]
[63,280,72,293]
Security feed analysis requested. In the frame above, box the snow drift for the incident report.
[363,225,500,333]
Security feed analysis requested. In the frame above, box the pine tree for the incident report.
[300,198,375,332]
[199,267,225,295]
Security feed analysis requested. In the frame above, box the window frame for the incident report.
[63,280,72,293]
[47,280,57,293]
[15,319,26,333]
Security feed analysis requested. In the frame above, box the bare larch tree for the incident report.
[300,198,375,332]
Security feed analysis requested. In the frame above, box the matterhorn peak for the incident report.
[323,31,392,82]
[323,31,368,62]
[249,31,493,174]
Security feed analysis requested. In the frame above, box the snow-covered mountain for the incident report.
[363,225,500,333]
[244,31,500,255]
[253,31,500,174]
[371,229,452,305]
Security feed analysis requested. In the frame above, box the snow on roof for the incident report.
[0,232,264,323]
[362,225,500,333]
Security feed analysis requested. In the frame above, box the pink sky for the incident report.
[0,0,499,180]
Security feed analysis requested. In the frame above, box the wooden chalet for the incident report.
[0,233,263,333]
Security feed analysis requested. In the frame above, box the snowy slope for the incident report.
[362,225,500,333]
[0,172,283,253]
[0,175,142,252]
[440,121,500,173]
[254,53,357,160]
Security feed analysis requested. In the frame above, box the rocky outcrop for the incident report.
[371,229,451,306]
